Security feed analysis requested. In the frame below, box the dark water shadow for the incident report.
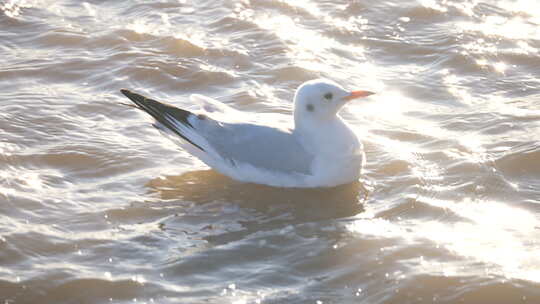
[146,170,367,222]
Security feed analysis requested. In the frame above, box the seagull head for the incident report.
[293,79,374,122]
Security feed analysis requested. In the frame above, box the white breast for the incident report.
[294,116,364,187]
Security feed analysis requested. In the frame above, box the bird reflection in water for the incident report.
[146,170,367,222]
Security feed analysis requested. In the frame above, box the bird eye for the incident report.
[324,92,333,100]
[306,104,314,112]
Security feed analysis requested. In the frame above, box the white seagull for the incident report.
[120,79,374,188]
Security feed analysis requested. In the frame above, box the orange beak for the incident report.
[344,90,375,101]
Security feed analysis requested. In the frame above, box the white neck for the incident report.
[293,114,360,156]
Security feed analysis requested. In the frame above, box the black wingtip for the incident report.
[119,89,152,110]
[120,89,141,101]
[119,89,137,107]
[120,89,131,96]
[119,88,205,152]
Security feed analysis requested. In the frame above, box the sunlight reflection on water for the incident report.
[2,0,540,302]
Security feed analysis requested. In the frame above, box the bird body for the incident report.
[121,79,373,188]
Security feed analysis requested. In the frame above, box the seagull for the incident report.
[120,79,374,188]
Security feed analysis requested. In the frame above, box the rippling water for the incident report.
[2,0,540,303]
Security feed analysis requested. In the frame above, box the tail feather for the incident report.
[120,89,205,151]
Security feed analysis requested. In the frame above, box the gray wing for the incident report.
[120,89,313,175]
[200,121,314,175]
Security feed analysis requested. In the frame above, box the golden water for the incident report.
[1,0,540,303]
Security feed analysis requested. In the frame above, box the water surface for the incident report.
[1,0,540,303]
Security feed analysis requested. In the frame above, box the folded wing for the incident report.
[121,90,313,175]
